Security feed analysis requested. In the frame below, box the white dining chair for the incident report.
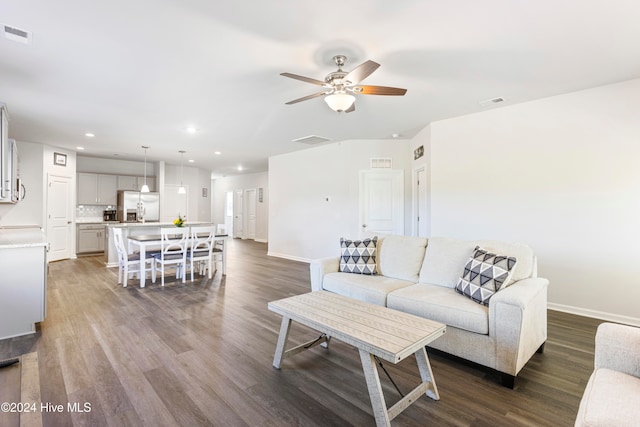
[153,227,188,286]
[113,227,155,287]
[186,225,216,281]
[214,224,227,275]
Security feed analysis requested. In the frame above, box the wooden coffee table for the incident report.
[268,291,446,427]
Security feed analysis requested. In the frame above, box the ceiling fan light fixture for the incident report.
[324,93,355,112]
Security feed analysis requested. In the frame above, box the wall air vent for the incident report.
[479,97,505,107]
[371,158,392,169]
[292,135,331,145]
[2,24,32,44]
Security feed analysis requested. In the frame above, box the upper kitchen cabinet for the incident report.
[117,175,137,191]
[77,173,117,205]
[117,175,155,192]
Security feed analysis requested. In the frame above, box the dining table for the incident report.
[127,232,228,288]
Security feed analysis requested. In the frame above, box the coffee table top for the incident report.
[268,291,446,363]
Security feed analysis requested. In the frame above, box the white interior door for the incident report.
[47,174,72,261]
[244,188,257,240]
[359,170,404,237]
[233,190,244,238]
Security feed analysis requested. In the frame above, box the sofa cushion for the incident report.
[575,368,640,427]
[387,284,489,334]
[419,237,477,288]
[455,246,517,306]
[339,236,377,275]
[477,240,534,283]
[323,272,414,306]
[377,235,428,282]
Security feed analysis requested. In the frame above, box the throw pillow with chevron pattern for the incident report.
[339,236,378,275]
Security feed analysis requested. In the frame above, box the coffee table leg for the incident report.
[415,346,439,400]
[359,349,391,427]
[273,316,292,369]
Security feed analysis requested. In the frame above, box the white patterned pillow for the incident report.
[455,246,517,306]
[339,236,378,275]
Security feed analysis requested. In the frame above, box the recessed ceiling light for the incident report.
[188,159,194,163]
[214,151,221,155]
[76,146,85,150]
[391,133,400,138]
[237,166,243,171]
[85,132,95,137]
[185,126,198,134]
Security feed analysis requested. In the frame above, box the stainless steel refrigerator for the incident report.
[117,191,160,222]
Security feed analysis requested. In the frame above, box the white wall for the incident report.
[163,163,211,222]
[268,139,412,262]
[426,78,640,325]
[211,172,268,242]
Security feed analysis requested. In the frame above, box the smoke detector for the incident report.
[2,24,32,44]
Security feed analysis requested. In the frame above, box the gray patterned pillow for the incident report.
[455,246,517,306]
[339,236,377,275]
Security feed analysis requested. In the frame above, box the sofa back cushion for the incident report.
[419,237,535,288]
[476,240,535,283]
[377,235,428,282]
[419,237,478,288]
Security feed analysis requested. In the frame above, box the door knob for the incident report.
[362,224,367,228]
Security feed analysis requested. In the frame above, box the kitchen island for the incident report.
[0,227,47,340]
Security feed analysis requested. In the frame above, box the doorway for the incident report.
[413,166,428,237]
[47,174,72,261]
[244,188,257,240]
[233,190,244,238]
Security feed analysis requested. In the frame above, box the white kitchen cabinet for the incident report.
[77,173,117,205]
[77,223,106,254]
[117,175,138,191]
[0,228,47,340]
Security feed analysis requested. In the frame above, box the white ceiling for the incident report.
[2,1,640,176]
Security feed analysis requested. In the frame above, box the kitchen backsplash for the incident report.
[76,205,115,220]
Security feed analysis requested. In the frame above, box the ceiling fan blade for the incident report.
[280,72,326,86]
[285,92,328,105]
[344,60,380,85]
[345,102,356,113]
[353,85,407,96]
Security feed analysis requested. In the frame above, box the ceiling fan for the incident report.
[281,55,407,113]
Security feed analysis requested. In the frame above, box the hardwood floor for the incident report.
[0,239,603,426]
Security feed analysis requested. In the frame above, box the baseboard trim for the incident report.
[267,251,311,263]
[255,238,268,243]
[548,303,640,327]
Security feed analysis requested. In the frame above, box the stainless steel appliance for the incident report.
[103,209,117,222]
[117,190,160,222]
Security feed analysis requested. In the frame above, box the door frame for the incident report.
[412,166,429,237]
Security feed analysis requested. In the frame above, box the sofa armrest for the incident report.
[309,257,340,292]
[594,323,640,377]
[489,277,549,375]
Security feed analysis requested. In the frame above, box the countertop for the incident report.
[0,227,47,248]
[108,221,212,228]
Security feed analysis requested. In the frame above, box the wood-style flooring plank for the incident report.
[0,239,610,426]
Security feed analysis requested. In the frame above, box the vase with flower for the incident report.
[173,215,185,227]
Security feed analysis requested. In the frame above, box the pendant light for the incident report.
[140,145,150,193]
[178,150,186,194]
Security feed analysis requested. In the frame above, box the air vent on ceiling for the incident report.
[292,135,331,145]
[371,158,392,169]
[2,24,32,44]
[479,97,505,107]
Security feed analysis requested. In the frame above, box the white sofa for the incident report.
[310,235,549,387]
[575,323,640,427]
